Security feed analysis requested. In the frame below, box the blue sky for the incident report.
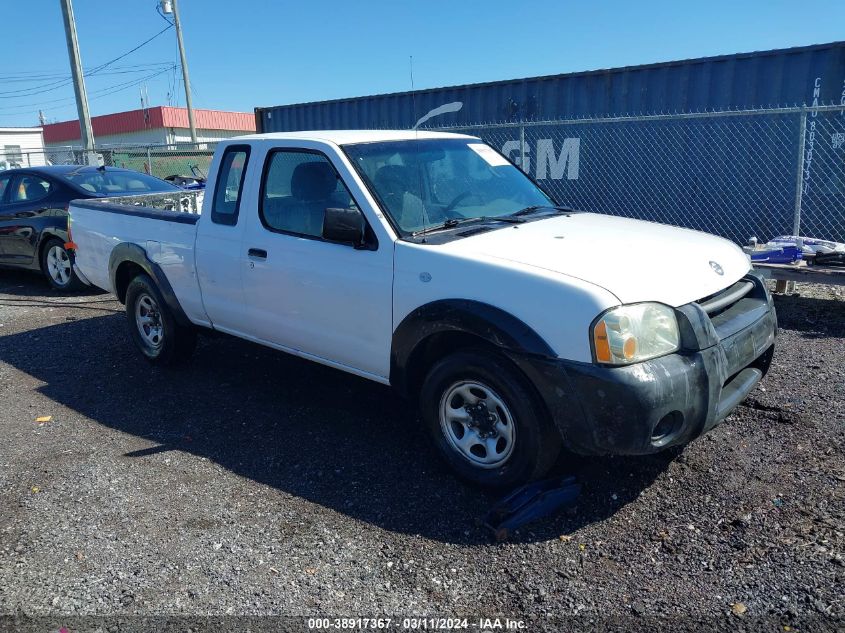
[3,0,845,127]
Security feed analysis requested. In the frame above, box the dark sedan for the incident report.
[0,165,181,290]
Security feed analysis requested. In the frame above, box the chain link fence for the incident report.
[12,106,845,245]
[438,105,845,244]
[19,142,218,182]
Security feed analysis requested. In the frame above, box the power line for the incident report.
[0,77,73,98]
[86,67,175,101]
[0,62,173,78]
[0,24,173,98]
[0,62,174,82]
[2,15,177,125]
[86,23,173,76]
[0,65,176,113]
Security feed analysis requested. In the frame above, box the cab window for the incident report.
[259,150,358,238]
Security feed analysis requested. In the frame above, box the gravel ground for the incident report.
[0,269,842,631]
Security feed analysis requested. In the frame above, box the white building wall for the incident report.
[0,128,46,168]
[45,128,170,149]
[45,127,251,150]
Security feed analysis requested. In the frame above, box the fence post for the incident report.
[146,146,152,176]
[519,125,526,173]
[792,109,808,236]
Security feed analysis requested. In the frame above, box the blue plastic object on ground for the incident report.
[749,245,803,264]
[481,475,581,541]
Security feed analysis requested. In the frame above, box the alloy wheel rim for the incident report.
[439,380,516,469]
[46,245,72,286]
[135,293,164,349]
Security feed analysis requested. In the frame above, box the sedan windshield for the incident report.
[343,138,554,235]
[61,169,180,196]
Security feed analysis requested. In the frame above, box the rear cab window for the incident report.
[212,146,250,226]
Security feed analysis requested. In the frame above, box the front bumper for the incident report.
[512,272,777,455]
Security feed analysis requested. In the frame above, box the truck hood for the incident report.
[446,213,751,306]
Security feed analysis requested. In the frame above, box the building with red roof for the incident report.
[43,106,255,148]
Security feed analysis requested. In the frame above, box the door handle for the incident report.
[248,248,267,259]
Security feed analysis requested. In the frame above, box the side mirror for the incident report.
[323,206,366,247]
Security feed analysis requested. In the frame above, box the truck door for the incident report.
[195,145,252,330]
[239,147,394,380]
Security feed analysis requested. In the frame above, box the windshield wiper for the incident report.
[510,205,578,217]
[412,215,525,236]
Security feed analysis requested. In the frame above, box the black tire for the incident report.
[419,349,562,488]
[40,237,84,291]
[125,273,196,365]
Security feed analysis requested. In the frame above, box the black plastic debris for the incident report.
[482,475,581,542]
[814,251,845,267]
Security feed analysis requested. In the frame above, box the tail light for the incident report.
[64,211,77,251]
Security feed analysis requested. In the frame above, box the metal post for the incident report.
[793,109,808,236]
[171,0,198,143]
[59,0,97,165]
[519,125,526,173]
[147,146,152,175]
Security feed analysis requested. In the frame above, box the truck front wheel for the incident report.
[125,273,196,365]
[419,349,561,488]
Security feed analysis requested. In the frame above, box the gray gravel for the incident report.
[0,269,842,630]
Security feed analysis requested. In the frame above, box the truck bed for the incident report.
[70,193,206,324]
[87,190,204,215]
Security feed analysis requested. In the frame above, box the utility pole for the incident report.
[167,0,198,143]
[59,0,97,165]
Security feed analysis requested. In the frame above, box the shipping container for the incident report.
[253,42,845,245]
[255,42,845,132]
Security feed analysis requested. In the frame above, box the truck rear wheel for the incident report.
[125,273,196,365]
[419,349,561,488]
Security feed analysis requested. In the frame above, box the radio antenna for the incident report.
[410,55,432,242]
[410,55,417,128]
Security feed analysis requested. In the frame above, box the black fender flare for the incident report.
[108,242,192,327]
[389,299,556,397]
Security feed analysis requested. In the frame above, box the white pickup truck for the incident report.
[68,130,777,487]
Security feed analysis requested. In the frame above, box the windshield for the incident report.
[343,138,554,235]
[62,170,180,196]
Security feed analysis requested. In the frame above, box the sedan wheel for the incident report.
[46,244,72,287]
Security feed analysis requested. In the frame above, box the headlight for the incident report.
[591,303,680,365]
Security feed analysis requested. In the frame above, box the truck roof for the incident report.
[230,129,476,145]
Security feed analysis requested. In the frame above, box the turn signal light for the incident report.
[593,320,611,363]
